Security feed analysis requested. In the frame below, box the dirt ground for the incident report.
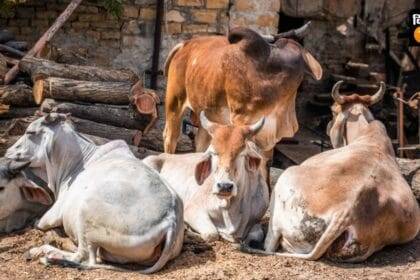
[0,228,419,280]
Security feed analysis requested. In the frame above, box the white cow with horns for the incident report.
[144,112,269,243]
[5,113,184,273]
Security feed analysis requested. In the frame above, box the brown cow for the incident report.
[163,23,323,178]
[241,81,420,262]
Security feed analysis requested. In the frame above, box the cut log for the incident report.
[0,84,36,107]
[20,56,138,83]
[0,107,37,119]
[0,104,8,114]
[0,53,7,83]
[41,99,150,130]
[4,0,83,84]
[140,125,194,153]
[70,117,193,152]
[397,158,420,201]
[5,41,28,51]
[36,77,131,105]
[69,117,139,145]
[0,44,25,58]
[0,30,14,44]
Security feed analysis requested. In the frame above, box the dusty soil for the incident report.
[0,228,419,280]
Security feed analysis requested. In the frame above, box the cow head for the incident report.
[0,159,50,233]
[5,113,70,167]
[327,80,386,148]
[195,112,265,199]
[228,22,323,81]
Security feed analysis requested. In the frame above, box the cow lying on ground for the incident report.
[0,159,49,234]
[144,112,269,243]
[5,113,184,273]
[241,81,420,262]
[163,23,322,182]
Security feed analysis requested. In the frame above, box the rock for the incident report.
[166,10,186,23]
[207,0,230,9]
[192,10,218,24]
[397,158,420,201]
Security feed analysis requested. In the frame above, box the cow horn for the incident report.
[248,117,265,136]
[199,111,217,132]
[369,82,386,105]
[273,21,312,40]
[331,80,346,104]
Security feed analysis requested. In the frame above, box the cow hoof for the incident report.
[203,233,219,242]
[39,257,51,266]
[25,247,42,260]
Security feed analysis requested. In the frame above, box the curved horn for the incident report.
[248,117,265,136]
[199,111,217,132]
[331,80,346,104]
[369,82,386,105]
[273,21,312,40]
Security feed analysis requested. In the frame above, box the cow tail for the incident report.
[239,208,351,260]
[164,42,184,77]
[139,195,184,274]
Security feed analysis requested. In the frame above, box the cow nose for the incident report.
[217,182,234,193]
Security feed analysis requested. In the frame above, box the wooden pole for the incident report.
[4,0,83,84]
[397,87,405,158]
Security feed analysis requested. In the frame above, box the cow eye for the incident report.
[0,186,4,192]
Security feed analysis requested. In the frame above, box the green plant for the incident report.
[102,0,123,18]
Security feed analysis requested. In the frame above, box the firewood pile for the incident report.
[0,54,193,157]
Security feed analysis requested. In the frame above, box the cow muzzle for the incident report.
[214,181,237,197]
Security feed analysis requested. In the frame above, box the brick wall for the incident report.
[0,0,281,87]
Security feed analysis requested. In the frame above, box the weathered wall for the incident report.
[0,0,280,88]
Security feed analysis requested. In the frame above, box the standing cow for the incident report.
[241,81,420,262]
[163,23,322,178]
[144,112,269,244]
[5,113,184,273]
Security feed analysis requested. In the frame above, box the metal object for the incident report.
[395,85,406,157]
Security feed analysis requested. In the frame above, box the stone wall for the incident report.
[0,0,280,88]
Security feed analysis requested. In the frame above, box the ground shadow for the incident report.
[321,235,420,269]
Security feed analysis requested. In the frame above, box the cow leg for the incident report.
[187,210,219,242]
[163,85,186,153]
[195,127,211,152]
[244,223,265,247]
[264,224,282,252]
[35,199,64,231]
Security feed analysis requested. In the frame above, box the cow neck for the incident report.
[219,170,252,233]
[45,124,97,196]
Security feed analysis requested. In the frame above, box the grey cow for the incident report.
[5,113,184,273]
[0,159,49,234]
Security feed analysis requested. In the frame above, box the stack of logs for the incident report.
[0,56,193,157]
[0,29,29,106]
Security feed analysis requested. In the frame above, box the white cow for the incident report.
[5,113,184,273]
[144,113,269,243]
[0,159,49,234]
[241,81,420,262]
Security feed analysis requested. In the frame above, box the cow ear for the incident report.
[20,182,53,206]
[195,155,212,185]
[302,50,322,80]
[246,156,261,172]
